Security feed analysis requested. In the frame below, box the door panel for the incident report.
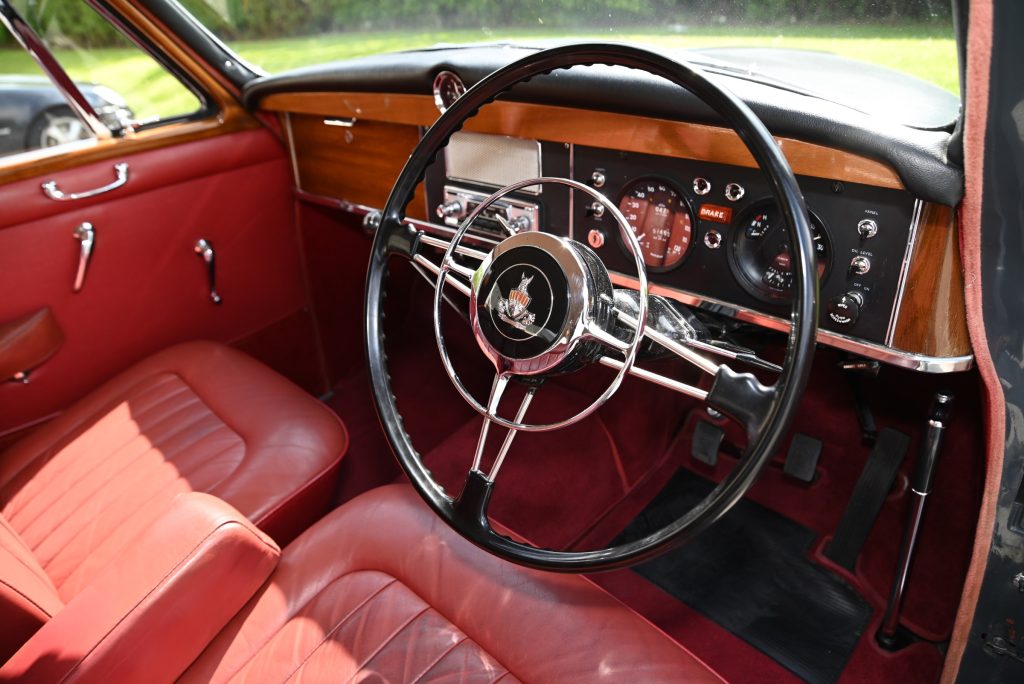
[0,127,308,435]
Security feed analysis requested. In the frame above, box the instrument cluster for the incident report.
[573,144,918,346]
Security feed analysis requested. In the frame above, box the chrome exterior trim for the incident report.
[0,0,112,141]
[885,198,924,346]
[43,163,129,201]
[610,272,973,373]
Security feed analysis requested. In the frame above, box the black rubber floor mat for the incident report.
[615,470,871,684]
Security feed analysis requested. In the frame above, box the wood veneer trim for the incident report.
[891,204,971,356]
[261,91,904,189]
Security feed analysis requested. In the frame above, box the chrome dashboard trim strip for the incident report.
[608,273,972,374]
[885,198,924,346]
[295,190,973,374]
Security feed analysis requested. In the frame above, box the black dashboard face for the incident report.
[425,141,919,348]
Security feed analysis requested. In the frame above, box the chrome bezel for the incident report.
[432,70,466,113]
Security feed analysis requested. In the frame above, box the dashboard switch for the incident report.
[828,291,864,326]
[693,177,711,196]
[590,171,606,188]
[857,219,878,239]
[587,229,606,249]
[588,201,606,218]
[704,229,722,249]
[724,182,745,202]
[849,255,872,275]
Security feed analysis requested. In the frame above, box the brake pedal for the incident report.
[783,433,822,483]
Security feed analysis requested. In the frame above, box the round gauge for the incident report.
[617,178,695,271]
[729,201,832,302]
[432,71,466,113]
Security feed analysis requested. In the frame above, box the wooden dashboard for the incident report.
[260,91,971,370]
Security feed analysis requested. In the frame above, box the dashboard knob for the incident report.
[828,291,864,326]
[724,182,745,202]
[590,171,606,188]
[588,201,606,218]
[507,215,531,233]
[693,177,711,196]
[857,219,878,239]
[436,200,463,219]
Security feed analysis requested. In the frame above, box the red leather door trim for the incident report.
[0,308,64,382]
[0,128,307,435]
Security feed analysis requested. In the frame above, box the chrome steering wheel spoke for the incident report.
[470,374,539,484]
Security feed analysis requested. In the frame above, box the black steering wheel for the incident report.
[366,44,818,572]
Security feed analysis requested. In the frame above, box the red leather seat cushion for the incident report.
[0,341,346,600]
[183,485,723,683]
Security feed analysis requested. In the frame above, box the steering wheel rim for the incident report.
[366,43,818,572]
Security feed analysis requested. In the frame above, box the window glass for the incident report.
[186,1,958,95]
[0,0,203,158]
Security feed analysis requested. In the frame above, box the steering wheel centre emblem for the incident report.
[487,264,553,342]
[496,273,537,330]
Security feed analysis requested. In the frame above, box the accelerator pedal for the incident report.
[825,427,910,571]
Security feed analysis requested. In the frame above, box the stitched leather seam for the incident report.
[361,565,518,679]
[0,542,56,598]
[293,601,432,684]
[0,373,182,500]
[27,415,235,563]
[0,576,57,619]
[58,520,274,684]
[337,602,430,684]
[406,633,469,684]
[223,576,398,683]
[45,437,246,594]
[8,386,205,532]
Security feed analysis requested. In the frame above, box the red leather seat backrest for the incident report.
[0,513,61,663]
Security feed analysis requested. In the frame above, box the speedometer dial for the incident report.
[617,178,694,270]
[728,201,832,302]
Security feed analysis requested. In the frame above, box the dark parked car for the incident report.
[0,75,133,154]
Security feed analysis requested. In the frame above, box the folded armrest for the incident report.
[0,493,280,683]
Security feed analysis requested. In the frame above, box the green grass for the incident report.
[0,24,958,123]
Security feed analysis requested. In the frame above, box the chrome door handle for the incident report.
[193,239,222,304]
[42,162,129,201]
[72,222,95,293]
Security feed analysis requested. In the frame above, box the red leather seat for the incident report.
[0,341,345,608]
[181,485,723,683]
